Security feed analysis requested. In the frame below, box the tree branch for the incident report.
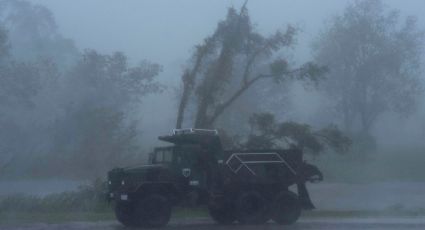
[208,65,307,125]
[209,74,266,124]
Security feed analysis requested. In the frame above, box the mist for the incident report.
[1,0,425,228]
[29,0,425,149]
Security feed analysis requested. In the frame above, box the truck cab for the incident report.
[150,144,210,193]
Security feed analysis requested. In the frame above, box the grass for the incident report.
[0,208,207,225]
[303,209,425,219]
[0,178,109,212]
[0,212,114,225]
[2,208,425,225]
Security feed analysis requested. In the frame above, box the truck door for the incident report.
[173,145,207,190]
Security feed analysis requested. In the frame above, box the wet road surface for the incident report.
[2,218,425,230]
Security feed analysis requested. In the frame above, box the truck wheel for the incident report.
[114,202,137,227]
[235,191,269,224]
[208,201,236,224]
[136,194,172,228]
[271,191,301,225]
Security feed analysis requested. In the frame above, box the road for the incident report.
[2,181,425,211]
[2,218,425,230]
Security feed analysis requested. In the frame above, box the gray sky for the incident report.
[30,0,425,81]
[29,1,345,65]
[28,0,425,146]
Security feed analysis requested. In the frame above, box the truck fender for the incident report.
[135,183,180,203]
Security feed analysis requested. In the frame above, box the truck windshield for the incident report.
[154,148,173,164]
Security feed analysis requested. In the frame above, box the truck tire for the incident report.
[136,194,172,228]
[271,191,301,225]
[208,200,236,224]
[235,191,269,224]
[114,202,137,227]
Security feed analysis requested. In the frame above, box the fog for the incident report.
[25,0,423,149]
[0,0,422,177]
[2,0,425,169]
[1,0,425,226]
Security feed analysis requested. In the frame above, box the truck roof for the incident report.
[158,128,222,148]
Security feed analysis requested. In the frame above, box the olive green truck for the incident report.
[107,128,322,227]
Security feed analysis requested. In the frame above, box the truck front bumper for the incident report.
[107,192,133,202]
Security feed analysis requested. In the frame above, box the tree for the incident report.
[313,0,424,135]
[0,0,79,67]
[176,4,326,129]
[0,26,38,107]
[0,1,164,178]
[0,26,9,60]
[0,27,44,173]
[50,50,162,178]
[63,50,162,110]
[50,106,138,177]
[245,113,351,155]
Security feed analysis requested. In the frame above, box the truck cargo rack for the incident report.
[226,152,297,176]
[172,128,218,136]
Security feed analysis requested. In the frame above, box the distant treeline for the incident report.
[0,0,424,179]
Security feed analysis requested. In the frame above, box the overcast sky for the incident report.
[29,1,425,82]
[25,0,425,146]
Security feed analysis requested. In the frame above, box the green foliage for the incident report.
[249,112,275,133]
[0,0,79,67]
[0,26,45,109]
[0,179,108,213]
[348,131,378,153]
[47,50,163,178]
[0,26,9,60]
[244,135,275,150]
[67,50,162,107]
[51,107,138,177]
[269,59,289,81]
[276,122,324,153]
[315,125,352,154]
[0,11,162,178]
[314,0,424,134]
[296,62,328,84]
[177,4,326,129]
[0,62,40,108]
[0,27,50,172]
[245,113,351,155]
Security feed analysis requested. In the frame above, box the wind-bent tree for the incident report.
[176,4,326,129]
[313,0,424,135]
[245,113,351,155]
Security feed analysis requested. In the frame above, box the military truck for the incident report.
[107,128,323,228]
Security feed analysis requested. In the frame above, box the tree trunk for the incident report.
[194,99,211,128]
[176,73,191,129]
[175,45,209,128]
[194,46,233,129]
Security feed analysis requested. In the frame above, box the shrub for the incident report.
[0,179,108,213]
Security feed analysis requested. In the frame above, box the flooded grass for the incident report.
[2,208,425,225]
[304,209,425,219]
[0,212,114,225]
